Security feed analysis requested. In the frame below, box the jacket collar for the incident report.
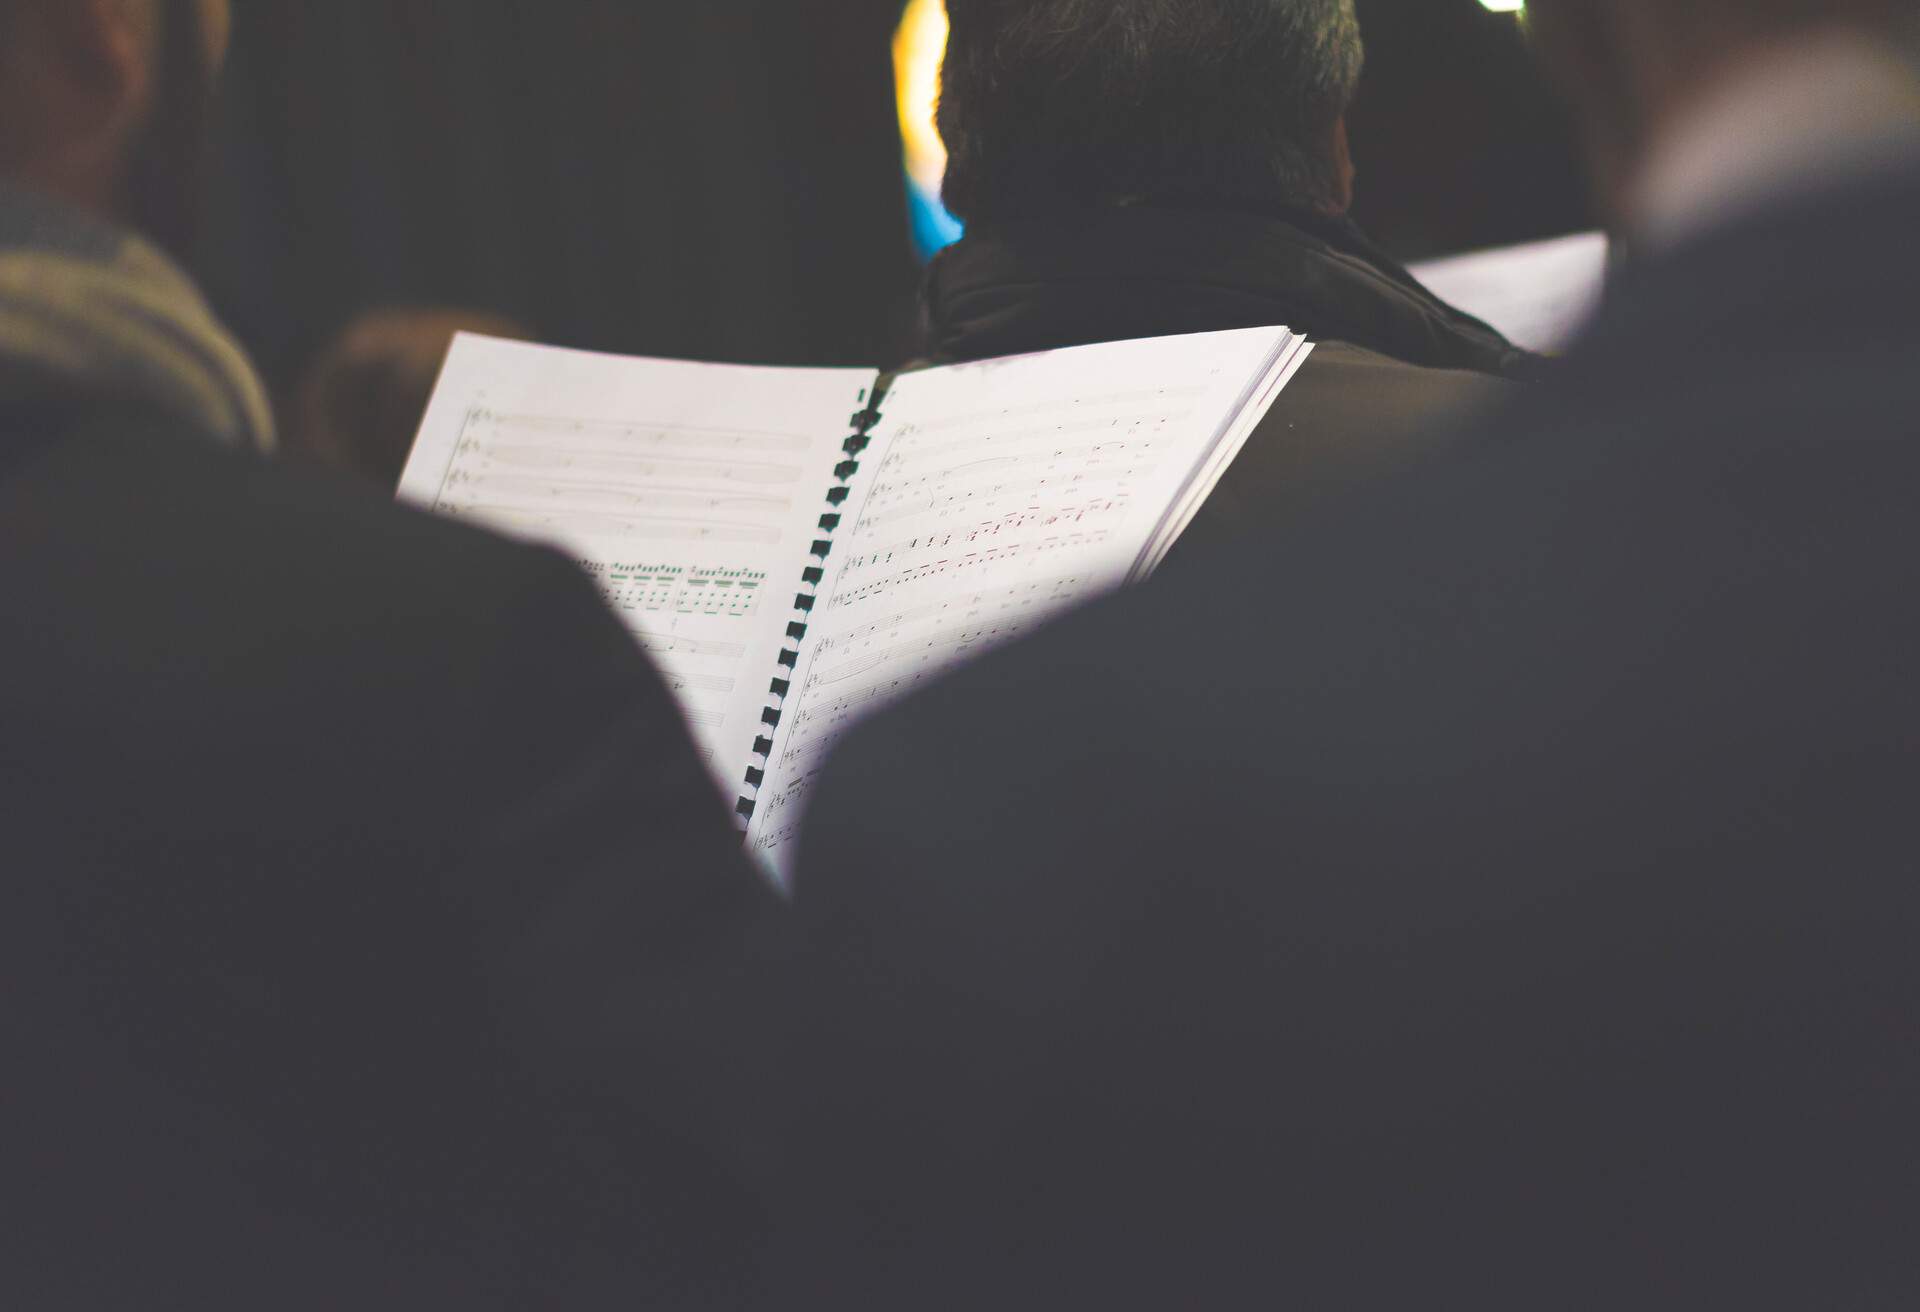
[919,203,1541,380]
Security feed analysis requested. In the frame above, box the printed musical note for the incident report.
[637,633,750,662]
[451,473,792,516]
[807,575,1086,655]
[872,414,1170,469]
[662,668,739,697]
[827,533,1115,608]
[443,506,783,544]
[467,409,815,455]
[449,443,807,486]
[398,336,875,795]
[398,327,1307,887]
[579,562,770,620]
[744,328,1308,885]
[839,498,1128,570]
[857,463,1136,524]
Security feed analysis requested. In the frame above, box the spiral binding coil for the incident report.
[734,397,884,824]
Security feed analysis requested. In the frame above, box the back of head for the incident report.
[938,0,1363,223]
[1524,0,1919,218]
[0,0,226,260]
[0,0,268,450]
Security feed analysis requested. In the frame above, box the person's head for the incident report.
[937,0,1364,224]
[289,308,531,492]
[1525,0,1916,221]
[0,0,232,260]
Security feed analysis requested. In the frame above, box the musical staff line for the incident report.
[841,498,1128,570]
[448,475,791,516]
[442,505,782,544]
[466,408,815,453]
[662,668,739,697]
[897,386,1203,434]
[448,444,807,487]
[637,633,750,661]
[857,464,1137,523]
[809,575,1085,654]
[875,423,1178,471]
[804,619,1035,690]
[828,533,1115,609]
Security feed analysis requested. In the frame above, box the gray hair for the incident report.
[938,0,1364,222]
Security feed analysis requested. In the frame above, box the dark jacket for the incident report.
[0,399,794,1307]
[795,156,1920,1306]
[916,204,1540,553]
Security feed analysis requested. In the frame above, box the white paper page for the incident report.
[1141,334,1315,573]
[1411,230,1609,355]
[743,326,1301,881]
[399,334,868,793]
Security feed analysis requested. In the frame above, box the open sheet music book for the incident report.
[400,327,1312,882]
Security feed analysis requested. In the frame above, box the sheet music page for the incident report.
[399,334,869,792]
[1410,230,1609,355]
[1140,332,1315,571]
[744,327,1301,881]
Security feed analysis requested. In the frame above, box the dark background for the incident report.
[1347,0,1591,257]
[198,0,1592,392]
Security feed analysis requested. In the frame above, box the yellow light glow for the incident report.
[1480,0,1525,11]
[895,0,950,193]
